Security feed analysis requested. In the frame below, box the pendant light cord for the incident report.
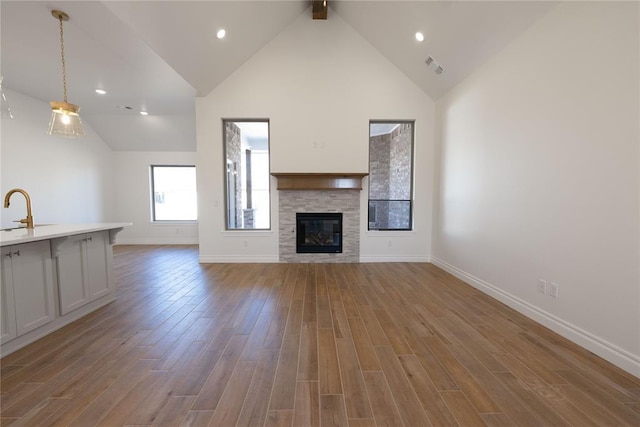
[57,14,68,103]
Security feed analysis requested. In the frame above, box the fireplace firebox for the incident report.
[296,212,342,253]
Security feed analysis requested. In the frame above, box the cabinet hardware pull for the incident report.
[87,236,93,241]
[13,251,20,256]
[4,253,11,258]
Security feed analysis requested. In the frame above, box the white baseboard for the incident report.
[431,256,640,378]
[199,255,279,263]
[115,237,198,245]
[360,255,430,263]
[200,254,430,264]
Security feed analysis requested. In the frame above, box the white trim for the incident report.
[431,256,640,378]
[360,255,430,263]
[364,231,417,237]
[150,221,198,226]
[220,230,274,237]
[115,237,198,245]
[198,255,279,264]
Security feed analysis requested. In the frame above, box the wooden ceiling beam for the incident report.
[312,1,328,20]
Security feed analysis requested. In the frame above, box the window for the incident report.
[150,165,197,221]
[223,120,270,230]
[368,121,414,230]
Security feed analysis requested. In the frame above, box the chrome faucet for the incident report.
[3,188,34,229]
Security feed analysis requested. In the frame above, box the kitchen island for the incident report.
[0,223,130,356]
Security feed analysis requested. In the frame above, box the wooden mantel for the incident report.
[271,172,368,190]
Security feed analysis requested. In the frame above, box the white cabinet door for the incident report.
[1,241,55,341]
[12,241,56,335]
[56,234,89,315]
[55,231,111,315]
[85,232,110,299]
[1,247,18,344]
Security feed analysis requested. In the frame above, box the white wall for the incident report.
[112,151,198,244]
[0,89,113,228]
[433,2,639,375]
[197,9,434,262]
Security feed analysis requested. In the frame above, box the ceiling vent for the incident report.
[425,56,445,76]
[312,1,328,20]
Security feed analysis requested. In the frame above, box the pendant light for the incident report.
[0,76,14,119]
[48,10,84,138]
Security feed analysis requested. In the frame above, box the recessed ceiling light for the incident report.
[415,32,424,42]
[140,111,149,116]
[216,29,226,39]
[95,89,107,95]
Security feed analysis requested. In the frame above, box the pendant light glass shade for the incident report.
[48,101,84,137]
[0,76,14,119]
[48,10,84,138]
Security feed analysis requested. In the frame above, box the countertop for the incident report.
[0,223,132,247]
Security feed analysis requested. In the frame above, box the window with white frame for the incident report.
[223,120,271,230]
[150,165,197,221]
[368,121,414,230]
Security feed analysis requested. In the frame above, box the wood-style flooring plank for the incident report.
[190,334,248,410]
[480,413,517,427]
[319,394,348,427]
[264,410,294,427]
[65,359,157,427]
[424,335,501,414]
[95,370,169,426]
[236,348,280,427]
[298,322,319,381]
[269,332,301,410]
[293,381,320,427]
[347,316,381,372]
[318,328,342,395]
[374,346,432,426]
[440,391,487,426]
[335,338,373,419]
[150,395,195,426]
[362,371,404,427]
[347,419,377,427]
[208,360,257,426]
[493,372,570,426]
[397,354,459,427]
[179,410,214,427]
[174,327,234,396]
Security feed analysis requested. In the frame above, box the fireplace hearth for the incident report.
[296,212,342,253]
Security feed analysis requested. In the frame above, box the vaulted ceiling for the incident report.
[1,1,557,152]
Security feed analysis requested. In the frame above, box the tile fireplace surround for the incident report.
[274,173,367,263]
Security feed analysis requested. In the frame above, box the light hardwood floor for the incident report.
[1,245,639,426]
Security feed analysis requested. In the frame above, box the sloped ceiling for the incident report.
[1,1,557,152]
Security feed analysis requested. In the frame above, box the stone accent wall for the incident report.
[389,123,412,228]
[389,123,412,200]
[225,122,242,228]
[279,190,360,263]
[369,133,391,228]
[242,208,255,229]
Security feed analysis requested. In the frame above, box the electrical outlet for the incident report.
[549,282,559,298]
[537,279,547,294]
